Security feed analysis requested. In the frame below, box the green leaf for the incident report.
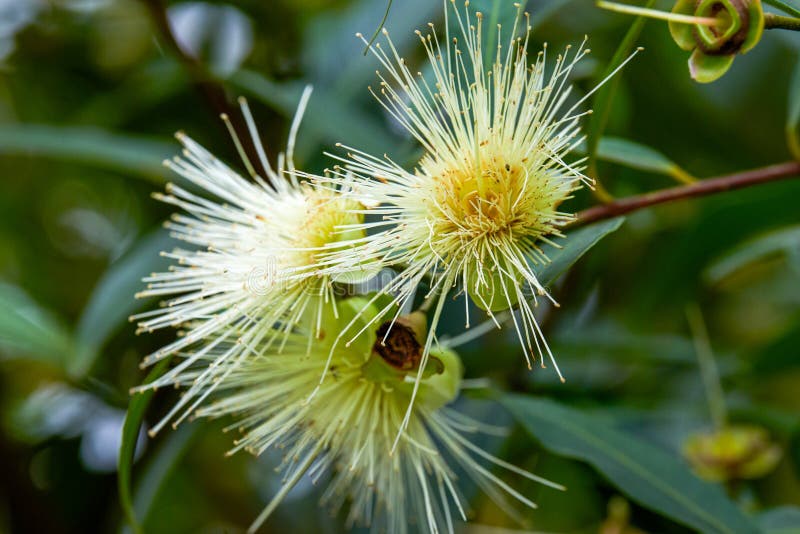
[0,124,172,183]
[0,283,73,366]
[118,357,173,534]
[587,0,655,177]
[133,424,199,531]
[597,137,695,184]
[748,322,800,376]
[763,0,800,18]
[552,320,697,365]
[728,401,800,434]
[71,230,173,378]
[704,224,800,284]
[71,60,188,127]
[787,55,800,160]
[502,395,758,534]
[230,71,398,157]
[303,0,439,97]
[756,506,800,534]
[534,217,625,288]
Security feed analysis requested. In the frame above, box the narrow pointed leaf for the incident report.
[502,395,758,534]
[119,357,173,534]
[0,283,73,366]
[72,230,173,377]
[598,137,694,183]
[534,217,625,288]
[763,0,800,18]
[132,424,199,531]
[0,124,172,183]
[756,506,800,534]
[704,224,800,284]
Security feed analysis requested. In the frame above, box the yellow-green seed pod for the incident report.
[683,425,782,482]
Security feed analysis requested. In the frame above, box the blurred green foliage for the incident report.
[1,0,799,533]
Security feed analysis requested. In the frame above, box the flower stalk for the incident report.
[597,1,719,25]
[764,12,800,29]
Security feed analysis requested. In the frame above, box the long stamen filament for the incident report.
[596,1,719,26]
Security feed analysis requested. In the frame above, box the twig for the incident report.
[574,161,800,226]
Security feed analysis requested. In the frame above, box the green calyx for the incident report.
[670,0,764,83]
[359,308,464,410]
[314,296,465,410]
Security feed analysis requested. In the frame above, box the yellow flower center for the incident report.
[290,188,363,268]
[425,147,558,241]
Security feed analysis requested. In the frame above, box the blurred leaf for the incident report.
[704,224,800,284]
[756,506,800,534]
[529,0,574,28]
[502,395,758,534]
[230,71,398,156]
[597,137,694,184]
[119,357,173,534]
[553,320,696,365]
[134,424,199,531]
[0,283,73,366]
[304,0,439,96]
[535,217,625,288]
[0,125,172,183]
[748,322,800,376]
[787,55,800,160]
[71,230,173,378]
[729,401,800,435]
[586,0,655,178]
[471,0,522,67]
[71,60,188,127]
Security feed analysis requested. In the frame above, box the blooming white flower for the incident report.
[314,1,639,437]
[131,88,368,434]
[197,297,563,533]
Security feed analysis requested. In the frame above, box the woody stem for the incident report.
[573,161,800,226]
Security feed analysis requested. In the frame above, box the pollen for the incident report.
[427,148,556,240]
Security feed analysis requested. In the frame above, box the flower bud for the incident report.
[670,0,764,82]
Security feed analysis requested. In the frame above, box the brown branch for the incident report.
[575,161,800,226]
[140,0,268,178]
